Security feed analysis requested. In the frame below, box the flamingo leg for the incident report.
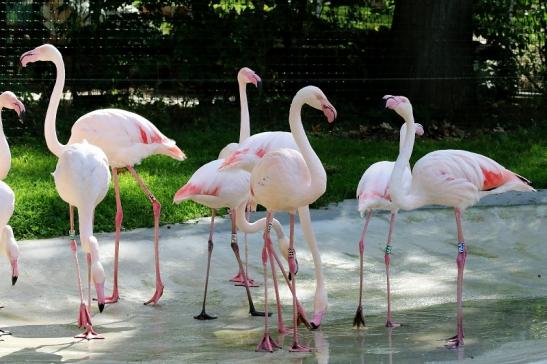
[230,210,268,317]
[69,206,103,340]
[256,212,281,352]
[288,213,311,352]
[194,209,217,320]
[265,228,288,334]
[105,167,122,304]
[354,210,372,328]
[447,208,467,348]
[86,253,92,311]
[126,165,164,305]
[233,205,258,287]
[384,212,400,328]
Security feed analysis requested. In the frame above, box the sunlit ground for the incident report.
[0,193,545,363]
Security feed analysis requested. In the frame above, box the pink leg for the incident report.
[354,210,372,329]
[266,228,288,334]
[288,213,311,352]
[69,206,103,340]
[105,167,122,304]
[447,208,467,348]
[256,212,281,352]
[268,242,311,329]
[384,213,400,328]
[231,207,258,287]
[194,209,217,320]
[87,253,92,311]
[229,210,267,317]
[127,166,164,305]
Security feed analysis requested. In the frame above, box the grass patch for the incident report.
[4,123,546,240]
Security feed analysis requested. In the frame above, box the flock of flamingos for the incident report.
[0,44,535,352]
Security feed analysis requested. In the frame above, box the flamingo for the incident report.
[20,44,186,306]
[220,115,328,331]
[0,92,24,325]
[253,86,336,352]
[353,122,424,329]
[384,95,535,347]
[21,46,111,340]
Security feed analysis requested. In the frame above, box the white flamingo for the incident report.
[0,92,23,335]
[353,122,424,329]
[21,45,111,339]
[253,86,336,352]
[20,44,186,306]
[385,94,535,347]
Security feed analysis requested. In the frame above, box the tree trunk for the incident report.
[389,0,475,122]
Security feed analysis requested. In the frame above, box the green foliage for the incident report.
[4,116,546,240]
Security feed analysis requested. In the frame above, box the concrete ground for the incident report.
[0,190,546,363]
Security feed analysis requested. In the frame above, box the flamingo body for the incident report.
[68,109,185,168]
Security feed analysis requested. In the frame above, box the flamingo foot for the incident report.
[75,324,104,340]
[0,329,11,336]
[385,320,400,328]
[353,305,366,328]
[255,333,281,352]
[78,303,92,328]
[104,290,119,304]
[194,309,217,320]
[309,310,326,330]
[445,334,464,348]
[144,282,164,305]
[231,271,259,287]
[289,340,312,352]
[250,307,271,317]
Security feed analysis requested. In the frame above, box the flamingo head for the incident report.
[383,95,413,121]
[1,226,19,285]
[238,67,262,88]
[415,123,424,136]
[0,91,25,123]
[20,44,62,67]
[219,147,256,172]
[299,86,337,123]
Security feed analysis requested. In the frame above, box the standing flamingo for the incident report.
[384,95,535,347]
[220,119,328,331]
[20,44,186,305]
[21,46,111,339]
[0,91,23,295]
[353,122,424,329]
[253,86,336,352]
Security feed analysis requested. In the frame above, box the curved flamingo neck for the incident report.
[0,110,10,179]
[44,53,66,158]
[238,80,250,143]
[390,114,422,210]
[288,97,327,198]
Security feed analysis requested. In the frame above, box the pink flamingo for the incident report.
[0,92,23,301]
[20,44,186,306]
[220,118,328,331]
[384,95,535,347]
[21,46,111,340]
[253,86,336,352]
[353,122,424,329]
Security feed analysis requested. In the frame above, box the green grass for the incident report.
[4,124,546,240]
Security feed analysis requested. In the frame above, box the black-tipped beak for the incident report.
[18,110,25,124]
[12,276,18,286]
[98,303,105,313]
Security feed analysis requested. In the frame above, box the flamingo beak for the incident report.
[14,100,25,123]
[322,103,337,123]
[19,50,36,68]
[95,282,105,312]
[10,259,18,286]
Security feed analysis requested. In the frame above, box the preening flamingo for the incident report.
[0,91,23,295]
[21,46,111,339]
[385,95,535,348]
[220,114,328,331]
[253,86,336,352]
[21,44,186,306]
[353,122,424,329]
